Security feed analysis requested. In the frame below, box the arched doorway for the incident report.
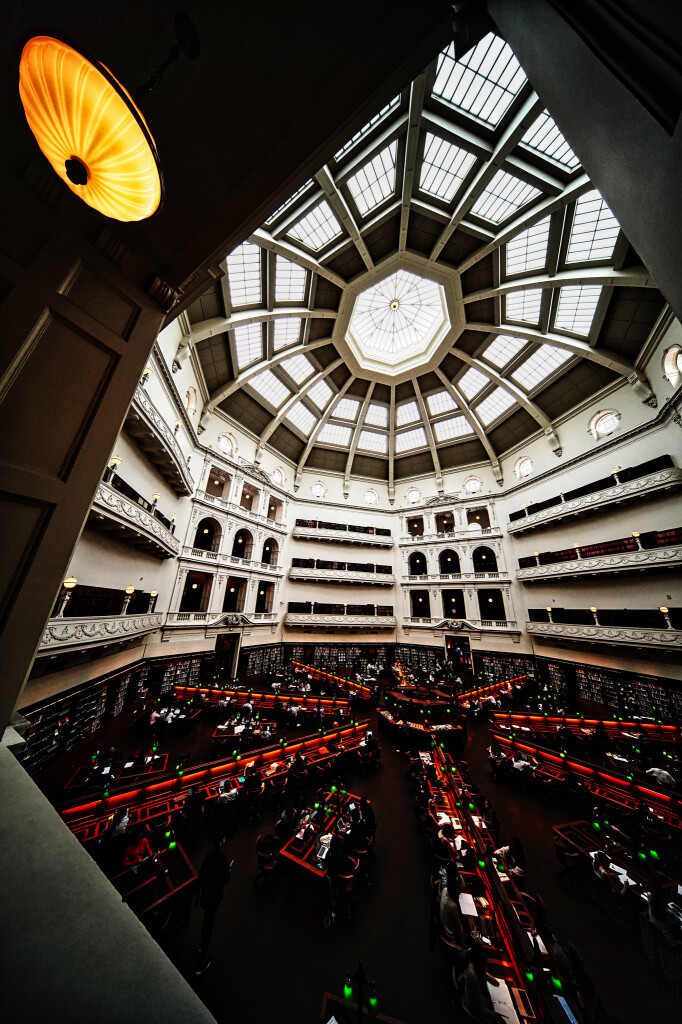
[179,571,212,613]
[261,538,279,565]
[232,528,253,559]
[438,549,460,574]
[472,546,498,573]
[193,517,222,552]
[408,551,427,576]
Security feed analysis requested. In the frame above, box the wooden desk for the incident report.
[553,820,675,891]
[279,791,360,878]
[110,843,197,933]
[65,754,169,790]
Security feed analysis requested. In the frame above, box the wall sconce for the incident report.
[64,577,78,590]
[141,366,153,387]
[170,513,177,522]
[174,420,181,434]
[192,583,198,589]
[589,606,597,613]
[148,589,158,612]
[151,493,160,505]
[150,590,158,598]
[660,606,669,614]
[110,456,122,469]
[56,577,78,617]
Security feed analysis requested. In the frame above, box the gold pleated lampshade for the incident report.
[19,35,163,222]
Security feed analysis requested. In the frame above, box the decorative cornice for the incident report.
[403,617,519,633]
[517,545,682,580]
[39,614,163,651]
[284,613,396,628]
[507,468,682,534]
[527,621,682,648]
[92,482,180,557]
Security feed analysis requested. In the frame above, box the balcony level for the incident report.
[402,617,519,635]
[39,613,163,653]
[293,519,393,547]
[400,527,502,545]
[181,546,282,574]
[507,456,681,535]
[517,529,682,582]
[403,571,508,583]
[165,611,277,627]
[289,566,395,586]
[88,478,180,558]
[195,490,287,535]
[284,613,396,631]
[125,386,194,495]
[527,606,682,650]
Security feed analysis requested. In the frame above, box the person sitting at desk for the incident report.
[439,863,465,945]
[646,766,676,788]
[592,851,629,897]
[275,804,300,843]
[457,840,477,873]
[459,944,503,1024]
[646,885,682,943]
[494,836,525,879]
[360,796,376,838]
[123,828,154,868]
[244,768,264,795]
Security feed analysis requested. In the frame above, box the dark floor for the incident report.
[35,707,682,1024]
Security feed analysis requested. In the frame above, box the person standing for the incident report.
[195,834,232,974]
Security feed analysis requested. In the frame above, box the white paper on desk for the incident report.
[437,812,450,825]
[101,767,110,775]
[488,979,520,1024]
[234,725,245,734]
[528,931,548,954]
[124,761,134,768]
[459,893,478,917]
[450,818,461,830]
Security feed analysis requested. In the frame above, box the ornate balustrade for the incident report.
[90,481,180,558]
[39,613,163,651]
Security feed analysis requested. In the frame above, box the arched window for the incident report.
[192,517,222,552]
[515,456,534,480]
[663,345,682,386]
[217,433,234,456]
[439,549,461,574]
[472,546,498,573]
[406,487,422,504]
[463,476,482,494]
[261,538,279,565]
[232,528,253,559]
[186,387,197,416]
[364,488,378,505]
[408,551,427,576]
[310,480,327,499]
[589,409,620,440]
[271,466,285,486]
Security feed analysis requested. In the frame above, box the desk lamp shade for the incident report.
[19,36,163,221]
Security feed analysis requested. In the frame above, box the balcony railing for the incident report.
[400,527,502,544]
[165,611,277,626]
[292,525,393,547]
[39,613,163,651]
[127,386,194,495]
[195,490,287,533]
[403,571,506,582]
[284,613,396,628]
[526,621,682,649]
[517,544,682,581]
[91,481,180,558]
[288,566,395,585]
[181,546,282,573]
[403,617,518,632]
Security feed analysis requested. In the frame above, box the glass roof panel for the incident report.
[226,242,262,307]
[288,200,343,251]
[471,169,541,223]
[475,387,516,425]
[506,217,550,274]
[273,317,302,351]
[307,379,333,410]
[505,288,543,324]
[275,256,306,302]
[395,426,428,452]
[434,416,473,441]
[233,323,263,369]
[335,397,360,421]
[280,353,314,384]
[264,179,315,226]
[396,400,420,425]
[419,134,476,203]
[566,190,620,263]
[358,430,388,454]
[318,422,352,445]
[433,34,526,127]
[482,334,526,368]
[512,344,572,390]
[555,285,602,335]
[426,390,457,415]
[347,141,398,216]
[459,367,489,399]
[520,111,580,169]
[248,369,291,408]
[365,403,388,427]
[334,96,401,160]
[285,401,316,435]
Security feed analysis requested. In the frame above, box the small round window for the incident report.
[515,456,534,480]
[589,409,620,440]
[463,476,482,494]
[663,345,682,386]
[406,487,422,504]
[310,481,327,499]
[217,433,234,456]
[271,466,285,486]
[364,488,378,505]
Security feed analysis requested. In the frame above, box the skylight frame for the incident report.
[554,285,603,336]
[511,344,572,391]
[505,288,543,325]
[433,416,473,442]
[419,133,477,204]
[288,200,343,252]
[426,390,458,416]
[226,241,262,308]
[280,353,315,385]
[470,169,541,225]
[520,111,580,170]
[364,403,388,428]
[346,140,398,218]
[458,367,489,400]
[334,397,361,421]
[317,422,352,446]
[285,401,316,436]
[432,33,527,128]
[247,369,292,409]
[395,426,428,453]
[482,335,526,368]
[307,379,333,410]
[566,190,620,264]
[274,256,307,303]
[333,96,401,160]
[357,430,388,454]
[505,217,551,276]
[273,317,303,351]
[233,322,264,369]
[474,387,516,426]
[264,179,316,227]
[396,400,420,426]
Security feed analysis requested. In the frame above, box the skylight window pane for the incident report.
[434,416,473,441]
[318,423,352,446]
[281,354,314,384]
[459,367,489,399]
[397,401,419,425]
[365,404,388,427]
[427,391,458,415]
[471,169,541,223]
[555,285,602,335]
[566,191,620,263]
[512,344,572,390]
[264,179,315,225]
[475,387,516,425]
[226,242,261,307]
[273,317,302,351]
[395,427,427,452]
[506,217,550,274]
[335,397,360,421]
[233,323,263,368]
[482,335,526,368]
[288,200,343,251]
[358,430,388,454]
[275,256,306,302]
[248,369,291,408]
[347,141,397,216]
[521,111,580,169]
[433,34,526,127]
[419,134,476,202]
[334,97,401,159]
[285,402,316,436]
[506,288,542,324]
[307,379,333,410]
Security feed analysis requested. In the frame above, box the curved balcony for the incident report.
[403,617,519,634]
[195,490,287,534]
[39,613,163,652]
[517,544,682,582]
[284,613,396,630]
[289,566,395,586]
[89,481,180,558]
[126,387,194,495]
[400,528,502,545]
[403,571,508,583]
[180,546,282,574]
[165,611,277,627]
[527,620,682,649]
[292,524,393,547]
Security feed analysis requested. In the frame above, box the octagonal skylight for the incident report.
[346,269,450,375]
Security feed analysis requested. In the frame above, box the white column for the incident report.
[169,567,189,612]
[210,572,228,614]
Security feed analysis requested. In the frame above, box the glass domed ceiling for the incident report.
[187,31,664,494]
